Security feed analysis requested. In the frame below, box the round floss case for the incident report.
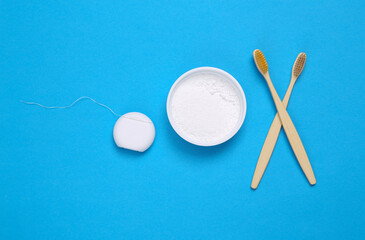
[113,112,155,152]
[167,67,247,146]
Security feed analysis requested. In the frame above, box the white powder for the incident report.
[170,72,241,144]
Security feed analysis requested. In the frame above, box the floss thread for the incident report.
[21,96,155,152]
[20,96,121,117]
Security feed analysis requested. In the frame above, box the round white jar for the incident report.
[167,67,246,146]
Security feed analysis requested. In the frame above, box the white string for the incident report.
[20,96,121,117]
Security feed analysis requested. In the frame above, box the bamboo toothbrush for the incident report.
[251,53,307,189]
[253,50,316,185]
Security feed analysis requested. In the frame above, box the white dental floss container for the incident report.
[113,112,155,152]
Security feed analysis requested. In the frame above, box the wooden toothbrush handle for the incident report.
[251,79,296,189]
[265,75,316,185]
[251,113,282,189]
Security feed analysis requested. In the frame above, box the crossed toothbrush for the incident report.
[251,50,316,189]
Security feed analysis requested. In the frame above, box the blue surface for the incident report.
[1,0,364,239]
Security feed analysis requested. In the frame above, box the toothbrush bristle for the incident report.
[254,49,268,74]
[293,53,306,77]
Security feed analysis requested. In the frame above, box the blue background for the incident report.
[1,0,364,239]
